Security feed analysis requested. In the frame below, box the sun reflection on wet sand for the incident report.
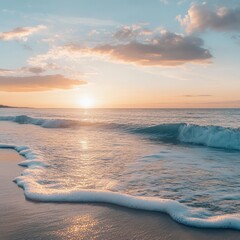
[55,214,98,239]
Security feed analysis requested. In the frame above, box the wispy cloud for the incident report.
[0,66,50,76]
[0,68,16,76]
[28,45,82,69]
[20,66,46,74]
[0,74,86,92]
[183,94,212,97]
[0,25,47,41]
[113,24,152,41]
[159,0,169,5]
[177,3,240,33]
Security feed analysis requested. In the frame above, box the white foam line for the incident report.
[1,144,240,230]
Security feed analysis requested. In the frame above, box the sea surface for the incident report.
[0,108,239,229]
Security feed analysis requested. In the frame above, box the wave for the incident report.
[178,124,240,150]
[132,123,240,151]
[0,115,93,128]
[1,115,240,150]
[0,144,239,230]
[131,123,182,142]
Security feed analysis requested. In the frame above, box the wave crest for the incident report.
[133,123,240,151]
[178,124,240,150]
[0,115,84,128]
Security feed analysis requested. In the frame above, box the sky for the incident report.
[0,0,240,108]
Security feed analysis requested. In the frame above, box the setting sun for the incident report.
[78,96,95,108]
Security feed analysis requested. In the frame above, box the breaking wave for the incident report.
[133,123,240,151]
[0,144,239,230]
[0,115,240,150]
[0,115,94,128]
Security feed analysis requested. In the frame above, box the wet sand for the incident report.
[0,149,239,240]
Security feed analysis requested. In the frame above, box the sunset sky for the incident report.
[0,0,240,108]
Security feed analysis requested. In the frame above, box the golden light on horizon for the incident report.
[78,96,95,108]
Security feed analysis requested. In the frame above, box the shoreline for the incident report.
[0,148,239,239]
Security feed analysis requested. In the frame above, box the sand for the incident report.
[0,149,239,240]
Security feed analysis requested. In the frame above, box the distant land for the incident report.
[0,105,14,108]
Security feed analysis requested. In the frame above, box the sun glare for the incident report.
[78,96,95,108]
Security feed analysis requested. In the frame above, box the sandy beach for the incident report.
[0,149,239,240]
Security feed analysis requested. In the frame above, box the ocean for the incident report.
[0,108,239,230]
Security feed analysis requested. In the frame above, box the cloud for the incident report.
[177,4,240,33]
[20,67,46,74]
[28,29,212,67]
[113,25,152,41]
[28,45,90,69]
[159,0,169,5]
[0,66,47,76]
[183,94,212,97]
[0,74,86,92]
[85,31,212,66]
[88,29,100,37]
[0,25,47,41]
[0,68,14,75]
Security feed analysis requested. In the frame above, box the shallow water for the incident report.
[0,108,239,229]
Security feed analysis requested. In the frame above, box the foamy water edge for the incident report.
[0,144,239,230]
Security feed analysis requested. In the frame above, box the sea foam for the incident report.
[0,144,240,230]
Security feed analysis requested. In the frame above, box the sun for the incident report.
[78,96,95,108]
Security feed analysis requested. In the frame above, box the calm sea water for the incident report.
[0,108,239,229]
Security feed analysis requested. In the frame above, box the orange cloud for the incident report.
[177,4,240,33]
[0,25,47,41]
[0,74,86,92]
